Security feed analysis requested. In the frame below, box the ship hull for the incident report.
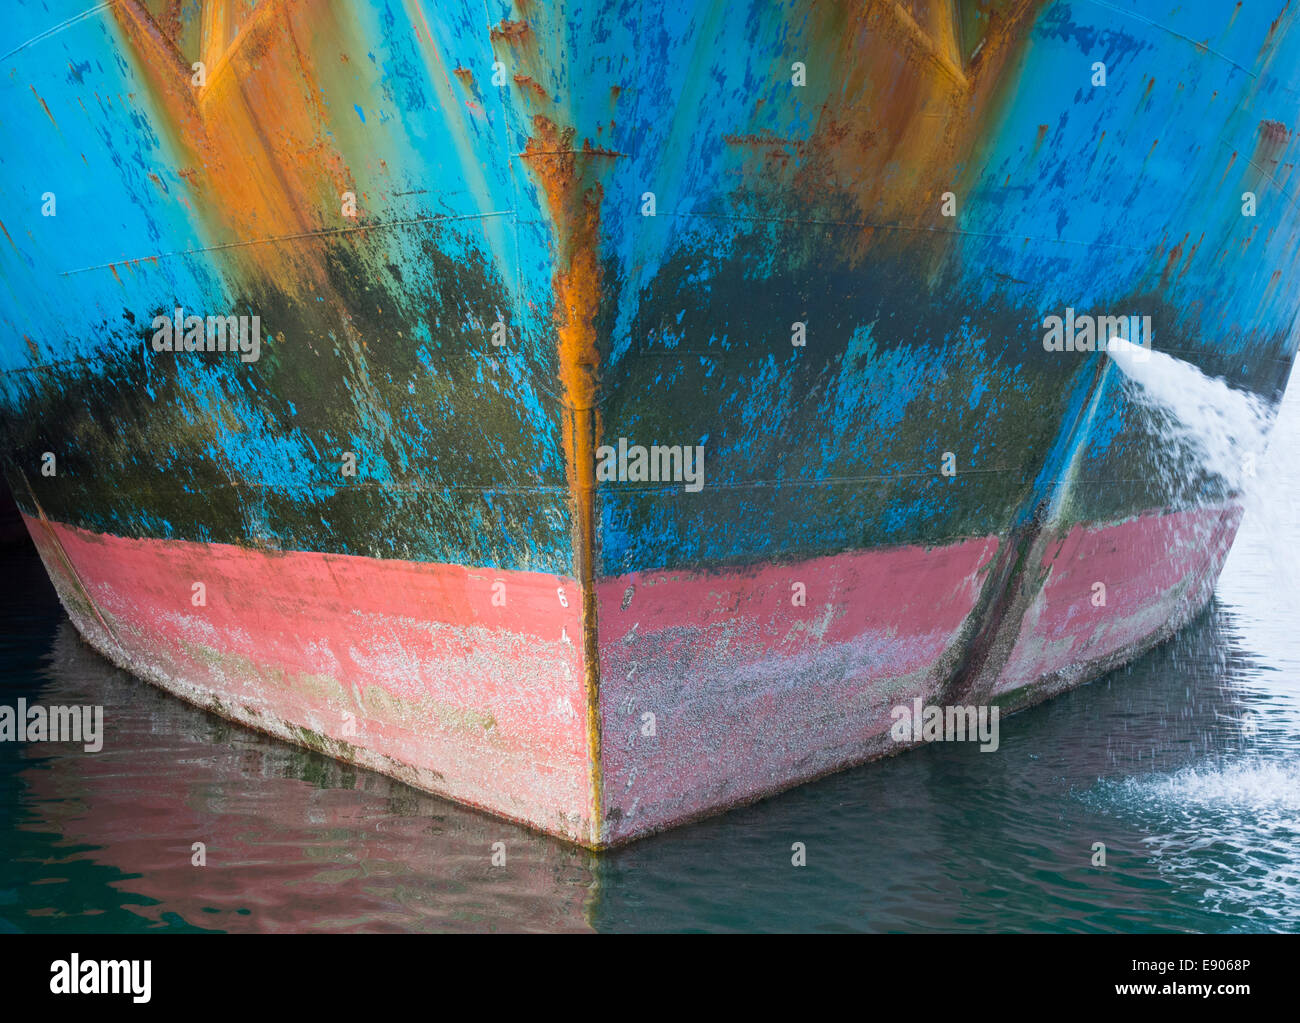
[20,499,1240,846]
[22,512,597,842]
[2,0,1299,846]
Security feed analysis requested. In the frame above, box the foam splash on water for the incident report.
[1217,377,1300,643]
[1088,760,1300,921]
[1107,337,1274,494]
[1103,760,1300,813]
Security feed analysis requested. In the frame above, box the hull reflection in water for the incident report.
[5,597,597,933]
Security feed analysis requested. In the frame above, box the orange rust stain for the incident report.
[1161,235,1187,285]
[521,114,609,842]
[0,219,16,253]
[1250,121,1289,182]
[1220,150,1239,185]
[522,114,603,538]
[153,0,183,40]
[452,65,474,86]
[1265,268,1283,301]
[1260,119,1290,144]
[490,19,531,43]
[1265,0,1291,47]
[513,74,548,102]
[107,0,369,297]
[1179,233,1204,280]
[770,0,1044,266]
[30,87,56,125]
[724,132,811,155]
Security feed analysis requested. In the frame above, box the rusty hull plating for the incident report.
[1,0,1299,847]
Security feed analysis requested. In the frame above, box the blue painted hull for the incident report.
[0,0,1296,843]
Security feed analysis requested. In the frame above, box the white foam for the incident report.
[1107,336,1274,493]
[1110,760,1300,813]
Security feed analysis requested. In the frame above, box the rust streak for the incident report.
[30,86,57,125]
[523,115,605,844]
[512,73,547,102]
[490,18,531,42]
